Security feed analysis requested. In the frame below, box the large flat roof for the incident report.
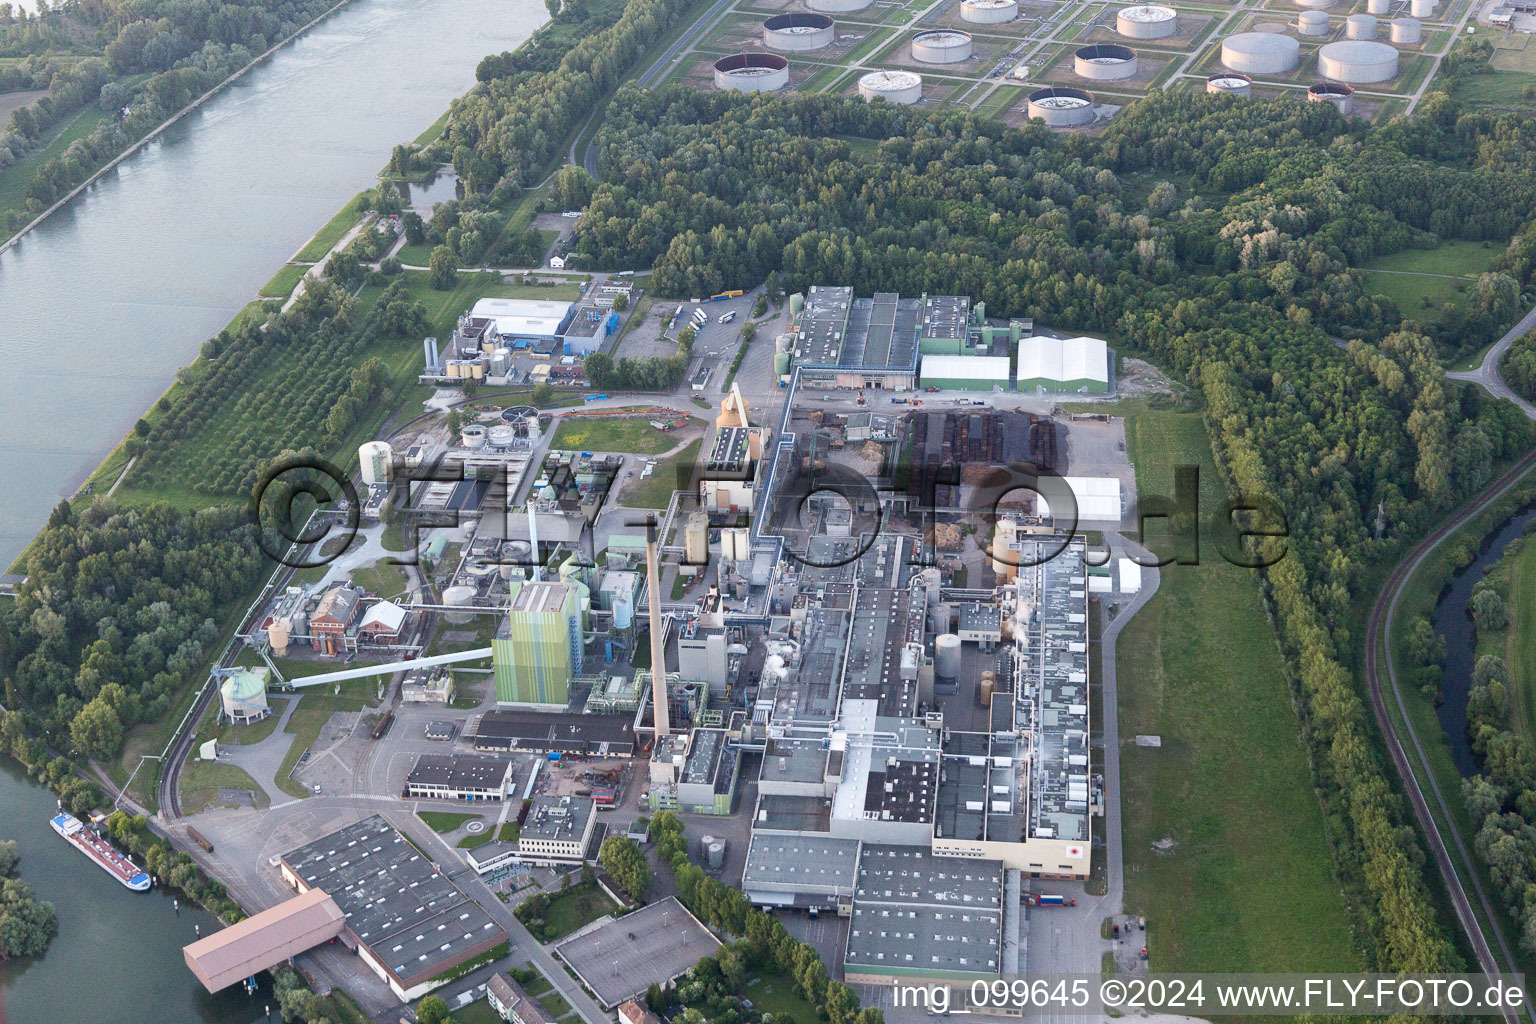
[1016,335,1108,384]
[555,898,720,1008]
[183,888,344,993]
[406,754,511,792]
[742,835,861,894]
[471,297,573,339]
[846,846,1003,977]
[472,710,635,755]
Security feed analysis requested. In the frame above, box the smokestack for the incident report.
[527,501,540,582]
[645,517,670,738]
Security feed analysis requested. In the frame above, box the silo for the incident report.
[612,587,634,630]
[858,69,923,104]
[714,53,790,92]
[1026,86,1096,126]
[961,0,1017,23]
[1221,32,1300,73]
[763,12,834,51]
[490,347,511,377]
[1317,39,1398,82]
[935,633,962,687]
[1206,72,1253,96]
[979,670,997,708]
[1298,10,1330,35]
[267,619,291,656]
[1294,0,1334,8]
[1409,0,1433,15]
[707,841,727,869]
[807,0,870,12]
[1308,80,1355,113]
[912,31,973,64]
[1390,16,1421,41]
[1115,4,1177,38]
[220,669,270,724]
[1367,0,1389,13]
[685,510,709,565]
[359,440,393,486]
[774,351,792,375]
[443,584,477,623]
[1074,43,1139,80]
[1346,14,1377,37]
[461,423,487,448]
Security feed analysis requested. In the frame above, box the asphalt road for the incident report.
[1447,304,1536,419]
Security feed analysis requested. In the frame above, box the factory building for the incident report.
[278,816,506,1002]
[404,754,515,801]
[650,728,741,814]
[511,795,598,866]
[492,582,585,707]
[920,354,1011,390]
[1015,335,1109,393]
[469,298,576,349]
[701,425,766,512]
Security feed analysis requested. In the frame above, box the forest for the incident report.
[0,0,340,232]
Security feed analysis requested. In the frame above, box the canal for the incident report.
[0,0,543,1018]
[1432,506,1536,776]
[0,0,543,567]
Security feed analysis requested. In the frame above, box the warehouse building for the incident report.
[469,298,576,348]
[404,754,515,802]
[920,353,1011,391]
[277,816,506,1002]
[1015,335,1109,393]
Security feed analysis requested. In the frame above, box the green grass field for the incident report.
[260,263,309,299]
[350,558,410,600]
[1505,537,1536,742]
[294,193,367,262]
[619,438,701,508]
[178,758,270,815]
[1116,406,1359,973]
[550,418,682,454]
[743,972,819,1022]
[420,810,483,832]
[1360,240,1501,313]
[0,104,110,228]
[540,882,620,940]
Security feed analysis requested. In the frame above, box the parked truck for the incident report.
[1026,893,1076,907]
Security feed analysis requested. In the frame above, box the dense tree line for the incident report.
[105,811,244,921]
[648,812,882,1024]
[0,839,57,961]
[0,499,264,753]
[127,278,428,497]
[598,834,650,900]
[567,86,1536,973]
[0,0,339,232]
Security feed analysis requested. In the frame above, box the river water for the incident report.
[0,0,542,1018]
[1432,507,1536,776]
[0,0,542,567]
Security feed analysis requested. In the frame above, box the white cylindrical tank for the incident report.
[1115,4,1176,37]
[1206,72,1253,96]
[267,620,290,657]
[859,70,923,104]
[1298,10,1330,35]
[763,12,834,50]
[488,423,515,447]
[1221,32,1300,73]
[1409,0,1433,15]
[1317,39,1398,82]
[461,424,487,449]
[912,30,973,64]
[685,510,709,565]
[1367,0,1389,13]
[443,584,477,623]
[1294,0,1334,8]
[1390,16,1421,41]
[935,633,962,685]
[1308,80,1355,112]
[961,0,1016,22]
[359,440,393,487]
[713,53,789,92]
[220,669,270,724]
[807,0,870,12]
[1027,86,1095,125]
[1074,43,1139,80]
[1346,14,1377,37]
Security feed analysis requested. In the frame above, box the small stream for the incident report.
[1431,506,1536,776]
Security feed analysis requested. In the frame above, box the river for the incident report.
[0,0,543,1018]
[1432,506,1536,776]
[0,0,543,568]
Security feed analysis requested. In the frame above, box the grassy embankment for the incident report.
[1116,405,1359,972]
[549,417,686,454]
[619,438,702,509]
[0,104,110,229]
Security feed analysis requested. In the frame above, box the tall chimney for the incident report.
[645,517,670,738]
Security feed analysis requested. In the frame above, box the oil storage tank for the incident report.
[1317,38,1398,82]
[912,30,973,63]
[763,12,834,50]
[1027,86,1095,125]
[1221,31,1300,73]
[714,53,790,91]
[443,584,478,623]
[1074,43,1138,80]
[1308,80,1355,112]
[1206,72,1253,95]
[1346,13,1377,37]
[1298,10,1330,35]
[808,0,870,12]
[859,69,923,103]
[1390,16,1421,41]
[1367,0,1389,12]
[935,633,962,688]
[961,0,1017,22]
[1115,4,1177,37]
[1409,0,1433,15]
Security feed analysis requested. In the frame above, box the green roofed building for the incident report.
[492,581,584,707]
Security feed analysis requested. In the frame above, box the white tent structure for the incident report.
[1037,476,1122,521]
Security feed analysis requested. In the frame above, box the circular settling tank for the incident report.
[1027,86,1095,126]
[1115,4,1177,37]
[1074,43,1139,80]
[763,12,835,50]
[713,52,790,91]
[858,69,923,103]
[912,30,974,63]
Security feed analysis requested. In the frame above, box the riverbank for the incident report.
[0,0,355,256]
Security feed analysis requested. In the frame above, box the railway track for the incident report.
[1364,447,1536,1024]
